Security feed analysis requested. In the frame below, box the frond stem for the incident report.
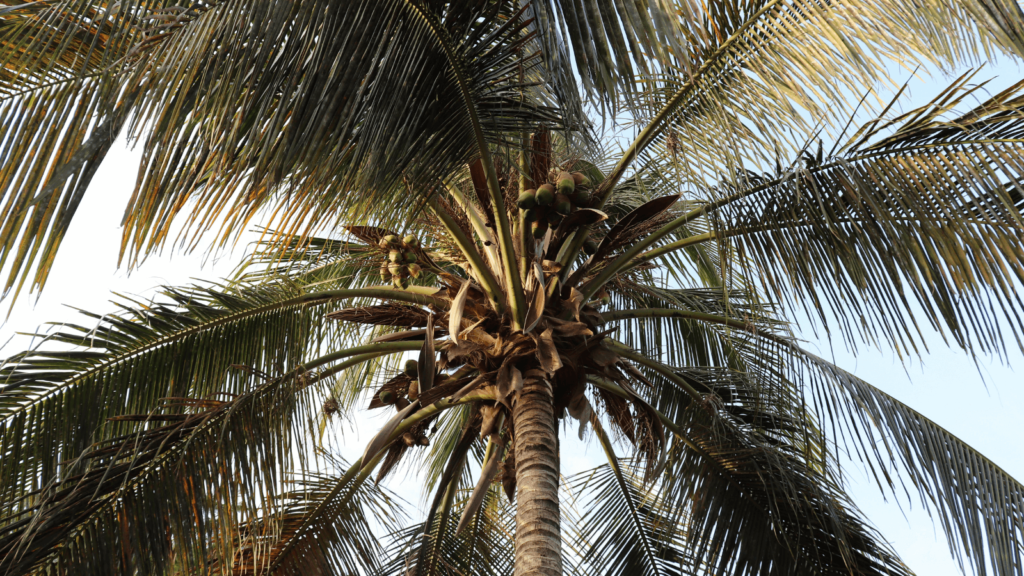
[427,195,504,311]
[406,4,525,328]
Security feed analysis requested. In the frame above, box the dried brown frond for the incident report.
[327,304,430,327]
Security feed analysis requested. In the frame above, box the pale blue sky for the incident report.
[1,63,1022,575]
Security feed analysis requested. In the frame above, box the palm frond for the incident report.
[792,348,1024,576]
[0,353,331,576]
[0,279,438,519]
[0,0,562,304]
[378,485,515,576]
[605,0,1024,198]
[572,437,688,576]
[660,75,1024,357]
[225,463,405,576]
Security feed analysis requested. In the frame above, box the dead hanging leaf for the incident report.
[456,434,505,535]
[361,400,419,466]
[496,361,524,407]
[447,340,482,361]
[558,208,608,232]
[418,317,435,393]
[375,442,408,485]
[449,280,471,344]
[567,394,594,440]
[549,319,593,337]
[621,362,655,389]
[449,374,488,402]
[523,281,547,334]
[534,328,563,375]
[564,287,585,321]
[593,194,681,260]
[466,327,497,348]
[501,443,517,503]
[479,404,503,439]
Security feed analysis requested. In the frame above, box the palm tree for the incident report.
[2,0,1024,575]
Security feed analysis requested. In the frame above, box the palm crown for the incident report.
[2,1,1024,575]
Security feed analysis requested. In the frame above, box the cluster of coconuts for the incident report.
[518,170,593,239]
[378,234,422,289]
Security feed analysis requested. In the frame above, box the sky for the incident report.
[2,68,1023,576]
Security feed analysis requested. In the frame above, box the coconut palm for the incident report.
[2,1,1024,575]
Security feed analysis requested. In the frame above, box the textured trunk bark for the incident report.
[513,378,562,575]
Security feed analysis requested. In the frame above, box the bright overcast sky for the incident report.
[2,64,1022,575]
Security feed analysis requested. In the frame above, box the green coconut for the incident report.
[523,208,538,223]
[554,193,572,215]
[404,359,419,378]
[407,263,422,278]
[379,389,395,404]
[404,251,418,263]
[583,238,599,255]
[403,235,419,248]
[535,183,555,206]
[557,171,575,196]
[517,189,537,209]
[572,190,591,206]
[572,171,591,187]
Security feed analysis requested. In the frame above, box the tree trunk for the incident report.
[513,378,562,575]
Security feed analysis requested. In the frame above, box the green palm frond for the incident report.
[0,278,437,519]
[602,0,1024,197]
[379,485,516,576]
[224,463,406,576]
[0,0,563,305]
[793,349,1024,576]
[605,305,1024,576]
[572,447,688,576]
[643,75,1024,357]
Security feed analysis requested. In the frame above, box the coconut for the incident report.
[417,435,430,446]
[404,251,418,263]
[557,171,575,196]
[523,208,538,223]
[403,234,419,248]
[531,219,548,239]
[583,238,599,255]
[389,250,403,263]
[407,263,422,278]
[401,432,417,447]
[383,234,400,246]
[388,262,403,276]
[535,183,555,206]
[517,189,537,209]
[554,193,572,215]
[572,190,591,206]
[379,389,395,404]
[572,171,591,187]
[404,359,419,378]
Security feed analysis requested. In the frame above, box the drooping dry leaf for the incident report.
[448,280,471,343]
[534,328,563,375]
